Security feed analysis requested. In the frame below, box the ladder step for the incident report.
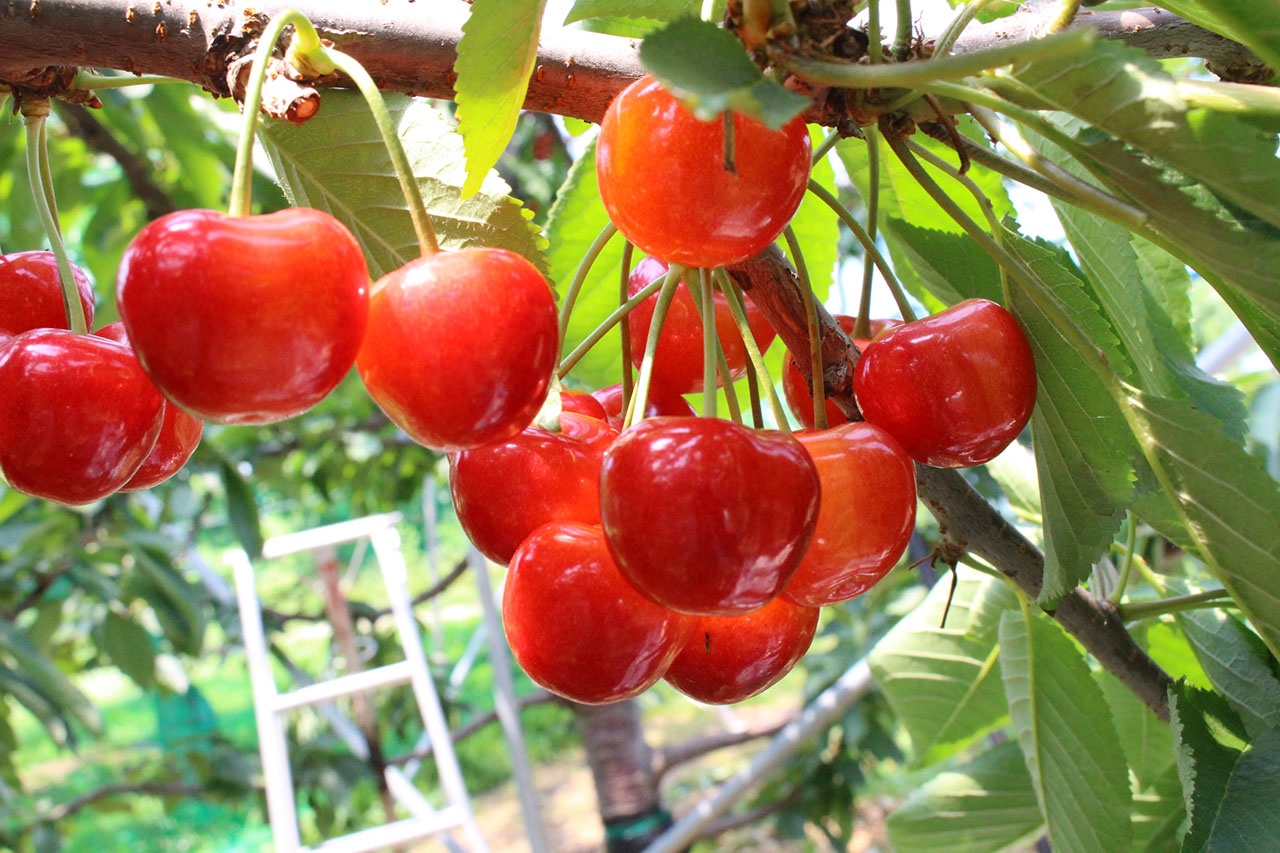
[305,808,468,853]
[273,661,415,712]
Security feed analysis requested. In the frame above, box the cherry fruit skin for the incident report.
[116,208,369,425]
[782,316,900,429]
[450,412,618,565]
[664,596,819,705]
[560,390,609,421]
[854,299,1037,468]
[357,248,558,452]
[0,251,96,341]
[0,329,164,504]
[95,322,203,491]
[600,417,820,616]
[503,522,691,705]
[591,381,695,429]
[596,76,811,268]
[626,256,776,394]
[783,423,916,607]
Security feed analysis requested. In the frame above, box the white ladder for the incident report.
[230,513,488,853]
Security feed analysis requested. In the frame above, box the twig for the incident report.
[387,689,557,766]
[653,715,791,779]
[37,781,207,824]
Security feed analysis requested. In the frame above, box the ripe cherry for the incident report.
[783,423,916,607]
[626,257,776,395]
[591,381,695,429]
[450,412,617,565]
[0,251,95,341]
[600,417,820,615]
[596,76,811,268]
[503,522,691,705]
[357,248,558,452]
[782,316,900,429]
[116,208,369,425]
[0,329,163,504]
[95,322,203,491]
[560,390,609,421]
[664,596,819,705]
[854,299,1037,468]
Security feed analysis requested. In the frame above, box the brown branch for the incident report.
[653,715,791,780]
[260,555,470,626]
[37,781,207,824]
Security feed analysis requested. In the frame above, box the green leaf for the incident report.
[1097,669,1175,790]
[260,91,546,279]
[782,127,839,302]
[868,572,1016,765]
[1002,233,1137,601]
[0,619,100,735]
[1179,607,1280,739]
[1017,41,1280,232]
[884,221,1003,306]
[126,545,207,657]
[639,17,809,128]
[219,461,263,560]
[999,605,1133,853]
[1122,388,1280,661]
[454,0,548,198]
[564,0,696,24]
[101,611,156,691]
[887,739,1044,853]
[1153,1,1280,71]
[1170,682,1250,852]
[1131,762,1189,853]
[1205,729,1280,850]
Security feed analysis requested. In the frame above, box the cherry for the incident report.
[782,316,900,429]
[600,417,820,615]
[626,256,776,395]
[560,390,609,420]
[116,208,369,425]
[0,328,163,504]
[596,76,811,269]
[853,299,1037,468]
[450,411,618,565]
[357,248,558,452]
[503,522,691,705]
[94,322,203,491]
[664,596,819,705]
[782,423,917,607]
[591,381,696,429]
[0,251,95,341]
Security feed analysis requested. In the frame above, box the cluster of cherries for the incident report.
[1,72,1036,709]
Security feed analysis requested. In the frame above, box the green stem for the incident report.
[619,242,636,415]
[891,0,913,61]
[37,118,60,237]
[23,107,86,335]
[866,0,884,64]
[1109,511,1137,606]
[717,270,789,431]
[626,266,685,429]
[807,179,916,321]
[558,223,619,344]
[784,225,824,429]
[811,130,841,164]
[558,275,664,379]
[1046,0,1082,34]
[932,0,999,57]
[71,70,187,91]
[855,128,882,339]
[1120,589,1235,622]
[773,28,1092,90]
[699,269,718,420]
[1173,78,1280,119]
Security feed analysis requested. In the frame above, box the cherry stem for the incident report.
[558,223,618,346]
[1119,589,1235,622]
[932,0,997,57]
[785,226,827,430]
[807,179,916,322]
[22,105,86,335]
[619,242,636,418]
[891,0,914,61]
[716,269,789,431]
[558,276,664,379]
[744,354,764,429]
[228,9,303,218]
[317,45,441,256]
[866,0,884,64]
[699,269,718,420]
[625,266,685,430]
[71,70,187,91]
[722,111,736,175]
[1108,511,1138,606]
[854,127,882,341]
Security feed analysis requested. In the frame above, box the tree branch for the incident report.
[653,714,791,780]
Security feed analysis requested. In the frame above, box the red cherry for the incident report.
[560,390,609,420]
[596,76,811,268]
[854,299,1037,468]
[591,381,696,429]
[94,322,203,491]
[503,522,691,705]
[782,423,916,607]
[781,316,900,429]
[357,248,558,452]
[450,412,617,564]
[600,417,820,615]
[664,596,819,705]
[0,251,95,341]
[0,329,163,504]
[116,208,369,425]
[625,256,776,395]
